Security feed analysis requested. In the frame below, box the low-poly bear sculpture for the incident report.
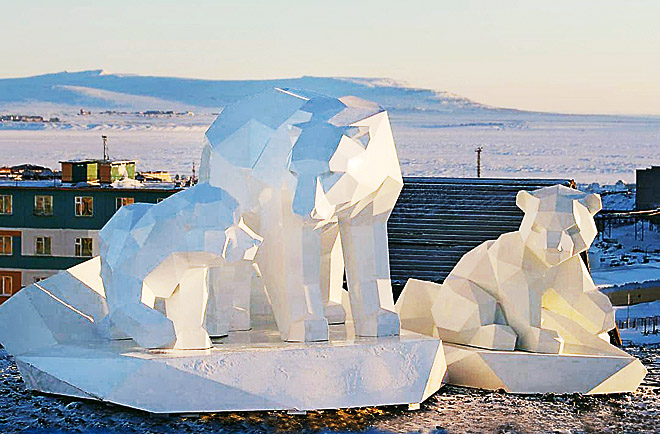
[399,185,615,355]
[98,183,260,350]
[201,88,403,342]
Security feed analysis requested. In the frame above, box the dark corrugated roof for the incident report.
[388,177,573,295]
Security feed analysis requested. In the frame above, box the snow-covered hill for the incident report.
[0,69,497,114]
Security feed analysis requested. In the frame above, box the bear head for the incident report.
[516,185,601,266]
[200,88,402,224]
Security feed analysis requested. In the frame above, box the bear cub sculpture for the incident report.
[98,183,260,350]
[401,185,615,355]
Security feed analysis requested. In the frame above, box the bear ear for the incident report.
[516,190,537,212]
[580,193,602,215]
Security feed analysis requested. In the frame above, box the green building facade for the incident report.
[0,182,180,303]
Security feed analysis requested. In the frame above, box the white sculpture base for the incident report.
[0,259,446,413]
[13,325,446,413]
[444,343,646,394]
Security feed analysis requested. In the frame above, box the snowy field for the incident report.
[392,112,660,183]
[1,111,659,184]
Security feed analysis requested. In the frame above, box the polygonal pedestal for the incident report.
[444,343,646,394]
[13,325,446,413]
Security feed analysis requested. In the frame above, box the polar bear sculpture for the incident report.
[398,185,616,355]
[201,88,403,342]
[99,183,260,350]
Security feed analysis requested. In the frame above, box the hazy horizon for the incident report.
[1,1,659,116]
[4,68,660,119]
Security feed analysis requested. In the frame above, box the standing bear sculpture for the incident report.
[201,88,404,342]
[98,183,260,350]
[398,185,616,355]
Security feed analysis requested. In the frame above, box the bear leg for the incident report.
[166,268,212,350]
[519,326,565,354]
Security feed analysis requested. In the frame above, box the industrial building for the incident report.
[636,166,660,210]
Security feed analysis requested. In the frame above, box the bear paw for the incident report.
[284,316,329,342]
[355,308,401,337]
[522,327,565,354]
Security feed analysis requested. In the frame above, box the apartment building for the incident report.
[0,180,180,303]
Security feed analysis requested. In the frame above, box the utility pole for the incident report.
[192,161,196,184]
[101,135,109,161]
[475,146,483,178]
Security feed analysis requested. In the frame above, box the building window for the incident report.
[75,196,93,217]
[0,195,12,215]
[0,276,12,296]
[116,197,135,210]
[35,236,52,255]
[34,195,53,216]
[75,237,93,257]
[0,235,12,255]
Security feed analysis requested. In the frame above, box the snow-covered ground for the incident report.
[581,181,636,210]
[2,70,659,183]
[591,222,660,271]
[595,264,660,291]
[0,128,207,175]
[593,222,660,345]
[614,300,660,344]
[392,112,660,184]
[614,300,660,345]
[1,112,659,184]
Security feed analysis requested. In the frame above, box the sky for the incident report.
[1,0,659,115]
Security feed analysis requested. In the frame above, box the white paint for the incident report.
[397,185,646,394]
[201,89,403,342]
[0,90,447,412]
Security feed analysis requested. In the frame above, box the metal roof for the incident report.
[388,177,574,295]
[59,159,136,164]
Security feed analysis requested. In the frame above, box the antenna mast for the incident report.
[475,146,483,178]
[102,135,109,161]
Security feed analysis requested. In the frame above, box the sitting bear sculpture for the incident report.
[398,185,615,355]
[98,183,260,349]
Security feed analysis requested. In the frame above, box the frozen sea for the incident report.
[1,111,659,184]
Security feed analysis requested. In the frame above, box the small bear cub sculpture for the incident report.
[98,183,260,350]
[428,185,614,354]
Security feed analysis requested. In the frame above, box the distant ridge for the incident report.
[0,70,500,113]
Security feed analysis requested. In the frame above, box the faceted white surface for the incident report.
[444,343,646,395]
[201,88,404,342]
[0,89,444,412]
[98,183,261,349]
[13,327,445,413]
[397,185,646,394]
[0,271,445,412]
